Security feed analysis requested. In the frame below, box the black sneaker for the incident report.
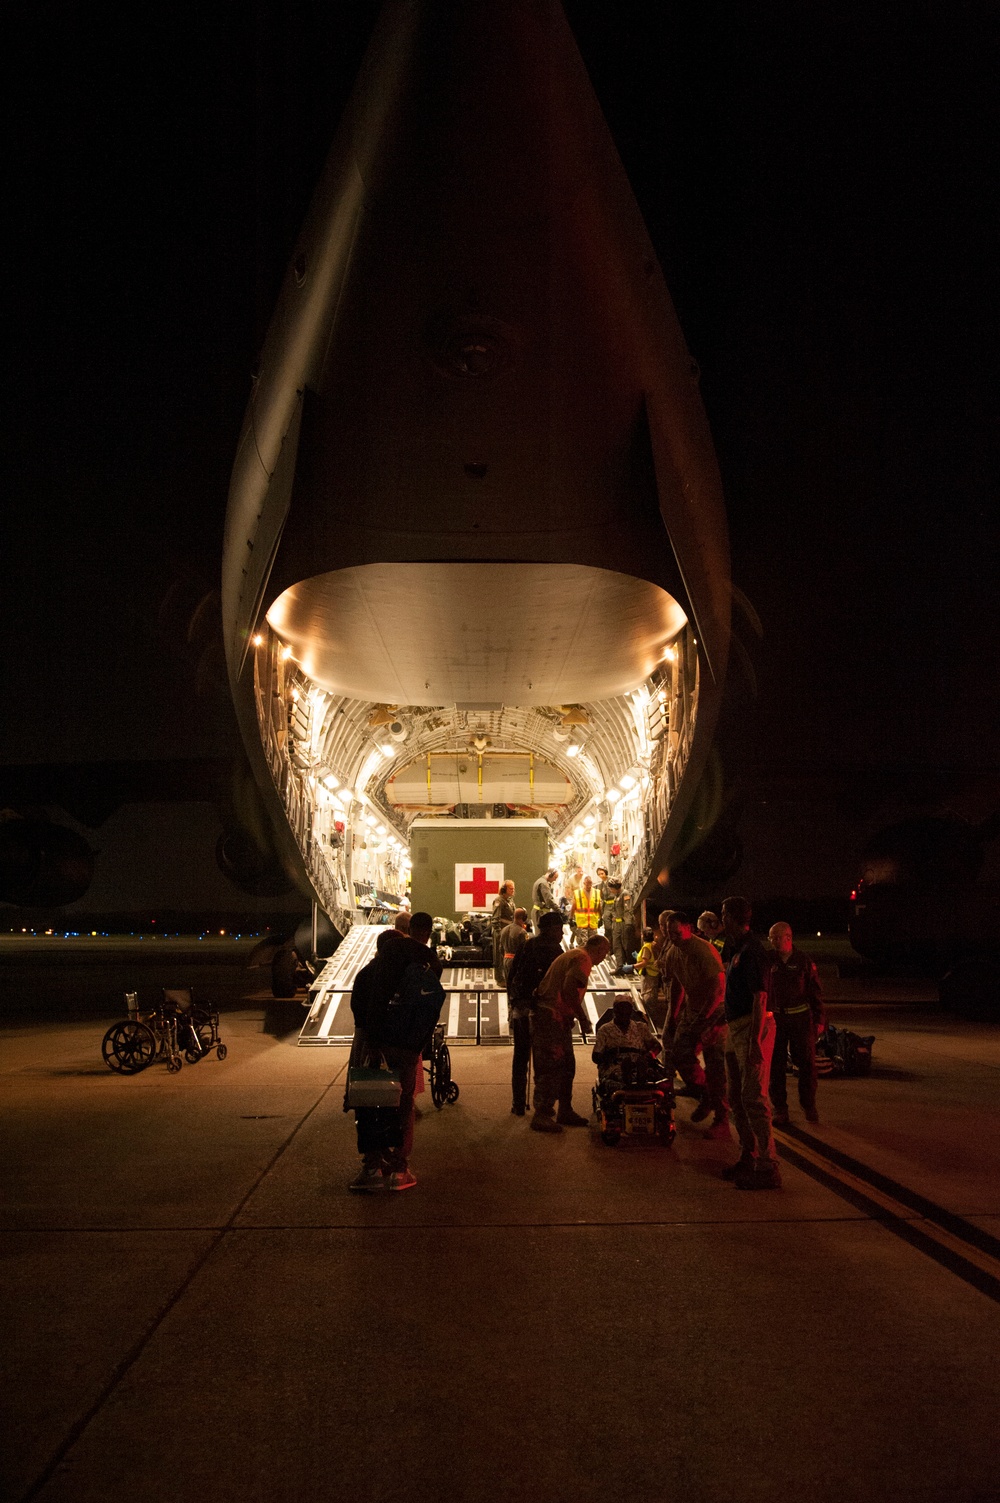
[690,1098,712,1124]
[721,1158,754,1181]
[511,1105,526,1116]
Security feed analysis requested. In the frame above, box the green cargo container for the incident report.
[409,818,551,923]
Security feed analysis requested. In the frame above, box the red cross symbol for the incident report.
[459,866,500,908]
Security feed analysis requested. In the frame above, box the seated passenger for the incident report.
[592,994,661,1084]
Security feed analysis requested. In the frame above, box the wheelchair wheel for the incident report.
[446,1080,460,1103]
[166,1055,183,1073]
[216,1043,228,1061]
[429,1048,445,1108]
[183,1017,214,1063]
[102,1021,156,1074]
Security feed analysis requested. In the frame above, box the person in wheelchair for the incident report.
[592,994,662,1086]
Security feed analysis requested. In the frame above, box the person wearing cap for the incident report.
[506,910,565,1115]
[766,922,825,1125]
[604,878,632,974]
[592,992,661,1086]
[596,866,613,929]
[720,896,780,1190]
[531,868,562,934]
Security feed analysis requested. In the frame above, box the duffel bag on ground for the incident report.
[817,1024,875,1077]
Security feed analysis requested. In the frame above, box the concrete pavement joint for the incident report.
[17,1059,348,1503]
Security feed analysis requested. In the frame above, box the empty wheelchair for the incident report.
[425,1022,459,1108]
[101,989,227,1074]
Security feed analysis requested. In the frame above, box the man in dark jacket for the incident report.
[349,912,442,1192]
[504,910,564,1116]
[766,922,825,1125]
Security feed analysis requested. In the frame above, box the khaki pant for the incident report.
[530,1010,576,1117]
[664,1004,728,1120]
[724,1011,777,1171]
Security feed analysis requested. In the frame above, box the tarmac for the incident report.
[3,950,1000,1503]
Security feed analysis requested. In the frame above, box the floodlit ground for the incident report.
[3,962,1000,1503]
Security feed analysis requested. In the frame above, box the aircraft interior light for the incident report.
[322,773,338,789]
[252,634,264,647]
[606,789,621,804]
[619,773,637,790]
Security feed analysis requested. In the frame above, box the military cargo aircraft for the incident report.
[222,0,731,943]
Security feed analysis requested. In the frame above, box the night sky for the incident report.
[4,1,998,897]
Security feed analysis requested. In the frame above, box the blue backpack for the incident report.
[379,963,447,1052]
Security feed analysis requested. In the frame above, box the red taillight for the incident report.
[850,889,857,901]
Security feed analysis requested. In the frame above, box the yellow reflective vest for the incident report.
[573,887,601,928]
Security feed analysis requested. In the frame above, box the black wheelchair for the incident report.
[101,989,227,1074]
[425,1023,460,1108]
[592,1046,675,1147]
